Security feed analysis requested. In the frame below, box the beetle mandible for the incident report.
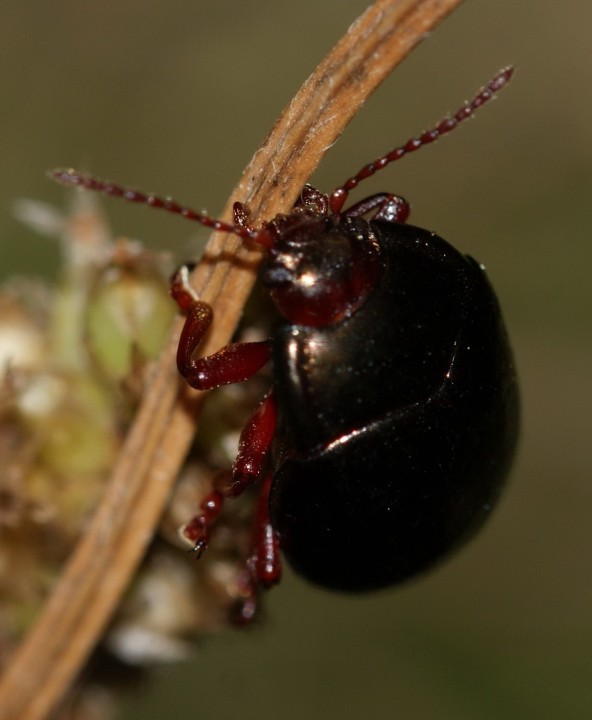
[53,67,519,621]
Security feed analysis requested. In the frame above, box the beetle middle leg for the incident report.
[183,391,278,543]
[182,392,281,619]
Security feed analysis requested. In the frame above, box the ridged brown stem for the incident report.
[0,1,465,718]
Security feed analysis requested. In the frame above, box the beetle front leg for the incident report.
[171,265,272,389]
[345,193,410,223]
[179,338,272,390]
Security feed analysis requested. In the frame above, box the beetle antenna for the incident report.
[48,168,271,246]
[329,66,514,214]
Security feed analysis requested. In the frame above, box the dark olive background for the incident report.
[2,2,591,719]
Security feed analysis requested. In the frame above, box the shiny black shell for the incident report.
[269,219,519,592]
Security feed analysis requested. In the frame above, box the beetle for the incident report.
[52,67,519,619]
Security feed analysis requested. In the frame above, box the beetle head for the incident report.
[261,196,382,327]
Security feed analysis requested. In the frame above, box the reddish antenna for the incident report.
[329,66,514,214]
[49,169,274,248]
[50,67,513,242]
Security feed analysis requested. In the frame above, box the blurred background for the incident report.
[1,1,591,718]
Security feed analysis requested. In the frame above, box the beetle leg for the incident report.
[230,568,260,625]
[171,265,272,389]
[219,389,278,497]
[249,470,282,587]
[231,471,281,625]
[184,396,280,626]
[345,192,410,223]
[182,484,225,557]
[182,391,277,555]
[179,339,272,390]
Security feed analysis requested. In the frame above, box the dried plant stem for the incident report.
[0,1,464,718]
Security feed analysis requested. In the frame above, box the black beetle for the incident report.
[52,67,519,617]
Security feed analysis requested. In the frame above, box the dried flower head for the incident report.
[1,193,261,717]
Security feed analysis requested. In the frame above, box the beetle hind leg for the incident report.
[232,471,282,625]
